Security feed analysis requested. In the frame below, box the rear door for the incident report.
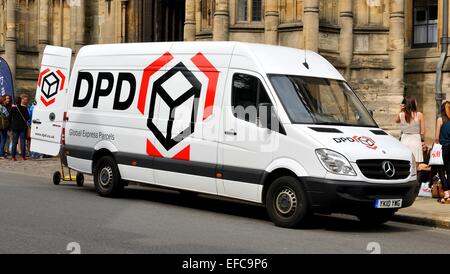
[31,46,72,156]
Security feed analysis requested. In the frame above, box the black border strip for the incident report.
[309,127,343,133]
[370,130,388,136]
[64,145,266,185]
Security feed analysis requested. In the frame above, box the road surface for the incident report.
[1,170,449,254]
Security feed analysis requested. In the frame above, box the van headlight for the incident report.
[411,154,417,176]
[315,149,356,176]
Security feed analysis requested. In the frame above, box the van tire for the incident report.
[53,171,61,185]
[266,176,310,228]
[93,155,123,197]
[76,172,84,187]
[357,209,397,227]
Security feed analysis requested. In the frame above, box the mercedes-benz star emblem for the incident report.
[382,161,396,178]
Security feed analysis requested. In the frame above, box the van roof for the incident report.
[77,41,345,81]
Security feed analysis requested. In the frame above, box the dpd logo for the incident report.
[333,135,378,150]
[137,52,219,161]
[353,136,378,150]
[38,68,66,107]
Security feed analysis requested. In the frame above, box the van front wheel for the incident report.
[93,156,123,197]
[266,176,310,228]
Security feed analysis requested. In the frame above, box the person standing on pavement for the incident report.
[21,94,32,157]
[3,95,12,156]
[396,96,425,167]
[27,100,43,159]
[0,96,10,159]
[9,96,29,161]
[435,101,450,204]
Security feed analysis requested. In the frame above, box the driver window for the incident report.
[232,73,271,125]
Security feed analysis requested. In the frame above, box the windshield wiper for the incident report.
[315,122,348,126]
[314,121,377,128]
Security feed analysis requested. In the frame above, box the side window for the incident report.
[232,73,272,124]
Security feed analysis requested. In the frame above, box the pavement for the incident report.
[2,157,450,231]
[1,167,450,253]
[393,198,450,229]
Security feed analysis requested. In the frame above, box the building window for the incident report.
[237,0,262,23]
[251,0,262,21]
[237,0,248,21]
[413,0,438,48]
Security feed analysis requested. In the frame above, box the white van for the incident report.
[31,42,419,228]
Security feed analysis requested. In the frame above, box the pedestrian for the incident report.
[417,142,432,184]
[3,95,12,156]
[396,96,425,166]
[0,96,10,159]
[9,96,30,161]
[21,94,31,157]
[28,100,43,159]
[417,141,446,188]
[435,101,450,204]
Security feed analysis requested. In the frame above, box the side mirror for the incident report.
[258,103,273,130]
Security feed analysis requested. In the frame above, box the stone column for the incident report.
[184,0,196,41]
[388,0,405,96]
[5,0,17,80]
[75,0,85,52]
[120,0,127,43]
[195,0,202,34]
[339,0,353,78]
[38,0,49,63]
[265,0,279,45]
[302,0,319,51]
[213,0,229,41]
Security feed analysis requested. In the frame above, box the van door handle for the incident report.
[224,130,237,136]
[32,119,42,125]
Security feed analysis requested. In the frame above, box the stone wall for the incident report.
[186,0,407,138]
[1,0,450,143]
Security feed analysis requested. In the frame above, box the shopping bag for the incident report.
[418,182,432,198]
[429,144,444,166]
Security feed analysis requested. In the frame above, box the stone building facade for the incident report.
[0,0,449,142]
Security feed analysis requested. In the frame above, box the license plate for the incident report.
[375,199,402,209]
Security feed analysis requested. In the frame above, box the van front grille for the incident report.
[356,160,411,180]
[336,186,411,198]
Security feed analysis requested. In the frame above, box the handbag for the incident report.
[429,144,444,166]
[432,181,445,198]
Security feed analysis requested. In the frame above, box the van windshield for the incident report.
[269,75,378,127]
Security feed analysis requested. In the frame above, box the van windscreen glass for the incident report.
[269,75,377,127]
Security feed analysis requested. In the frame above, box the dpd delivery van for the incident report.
[31,42,419,228]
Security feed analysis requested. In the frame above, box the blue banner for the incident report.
[0,57,14,98]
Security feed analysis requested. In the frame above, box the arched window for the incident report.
[237,0,262,23]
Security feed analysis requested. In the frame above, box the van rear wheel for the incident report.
[266,176,310,228]
[93,155,123,197]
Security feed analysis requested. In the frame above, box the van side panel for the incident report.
[65,47,233,196]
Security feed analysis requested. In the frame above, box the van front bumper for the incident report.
[300,177,420,214]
